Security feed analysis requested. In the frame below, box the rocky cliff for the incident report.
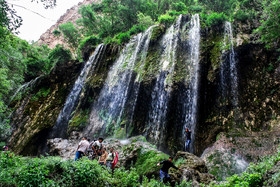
[37,0,95,48]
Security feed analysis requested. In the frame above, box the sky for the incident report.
[7,0,84,42]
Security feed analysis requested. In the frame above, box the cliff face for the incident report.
[37,0,95,48]
[9,13,280,166]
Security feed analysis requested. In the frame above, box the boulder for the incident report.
[169,151,215,185]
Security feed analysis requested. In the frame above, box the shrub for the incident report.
[233,10,250,23]
[189,5,204,13]
[135,150,168,176]
[111,167,140,186]
[52,29,61,37]
[48,45,72,66]
[128,25,145,36]
[116,32,130,44]
[137,13,154,29]
[79,35,101,52]
[158,14,176,27]
[168,10,186,17]
[206,12,227,27]
[171,2,187,12]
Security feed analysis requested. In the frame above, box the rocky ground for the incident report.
[48,134,215,185]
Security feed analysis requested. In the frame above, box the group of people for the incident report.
[73,128,191,183]
[2,145,8,152]
[75,137,118,170]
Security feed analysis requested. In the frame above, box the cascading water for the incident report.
[9,76,42,103]
[50,44,104,138]
[220,22,238,107]
[182,14,201,153]
[145,15,184,145]
[86,27,153,137]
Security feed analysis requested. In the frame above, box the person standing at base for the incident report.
[75,137,89,161]
[157,157,183,183]
[185,128,191,152]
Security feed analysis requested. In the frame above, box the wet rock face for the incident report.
[9,61,82,155]
[237,44,280,130]
[201,125,280,181]
[201,133,249,181]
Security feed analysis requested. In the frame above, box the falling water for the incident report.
[9,76,42,103]
[220,22,238,107]
[86,27,153,137]
[50,44,104,138]
[183,14,201,153]
[145,15,184,145]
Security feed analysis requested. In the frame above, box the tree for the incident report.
[59,22,81,51]
[256,0,280,49]
[137,12,154,28]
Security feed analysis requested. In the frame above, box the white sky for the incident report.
[7,0,83,42]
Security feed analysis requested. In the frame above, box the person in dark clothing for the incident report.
[157,157,182,183]
[185,128,191,152]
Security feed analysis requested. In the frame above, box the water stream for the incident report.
[86,27,154,137]
[145,15,184,145]
[50,44,104,138]
[182,14,201,153]
[221,21,238,107]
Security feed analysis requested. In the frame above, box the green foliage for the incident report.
[128,25,145,36]
[135,150,168,176]
[0,0,22,45]
[58,22,81,51]
[115,32,130,44]
[233,10,250,22]
[69,110,89,131]
[0,153,163,186]
[205,12,227,27]
[52,29,61,37]
[256,0,280,48]
[158,13,176,27]
[188,5,204,13]
[217,148,280,187]
[78,35,101,53]
[31,87,50,101]
[111,167,140,186]
[199,0,237,15]
[48,45,72,67]
[137,12,155,29]
[171,2,187,12]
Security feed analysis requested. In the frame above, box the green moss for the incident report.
[30,87,51,101]
[69,110,89,131]
[150,25,165,42]
[141,49,161,82]
[207,38,223,82]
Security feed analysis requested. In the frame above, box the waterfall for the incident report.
[86,27,153,137]
[145,15,184,145]
[221,22,238,107]
[50,44,104,138]
[182,14,200,153]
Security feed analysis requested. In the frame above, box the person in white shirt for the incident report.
[75,137,90,161]
[89,137,104,157]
